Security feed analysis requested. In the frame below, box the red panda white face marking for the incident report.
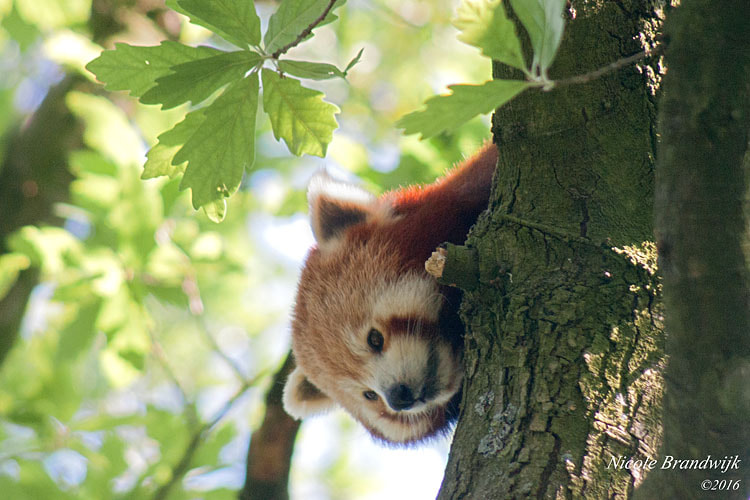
[283,144,498,444]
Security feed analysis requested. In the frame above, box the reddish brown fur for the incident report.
[286,142,498,444]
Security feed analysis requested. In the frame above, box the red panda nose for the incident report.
[386,384,416,411]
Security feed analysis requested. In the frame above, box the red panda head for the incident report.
[283,171,464,444]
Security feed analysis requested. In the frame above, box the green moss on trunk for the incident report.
[438,1,668,497]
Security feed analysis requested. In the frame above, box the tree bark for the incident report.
[438,1,667,497]
[0,75,83,363]
[240,352,300,500]
[641,0,750,497]
[0,0,150,366]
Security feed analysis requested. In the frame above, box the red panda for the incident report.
[283,142,498,444]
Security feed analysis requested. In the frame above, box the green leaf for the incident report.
[142,110,206,180]
[15,0,89,30]
[454,0,526,71]
[397,79,530,138]
[140,50,261,110]
[509,0,565,76]
[69,150,119,177]
[1,4,41,52]
[202,199,227,223]
[57,298,102,361]
[264,0,346,55]
[86,41,222,97]
[261,69,339,157]
[176,0,262,48]
[278,59,346,80]
[344,47,364,74]
[8,226,82,275]
[0,253,31,301]
[100,316,150,386]
[83,434,129,493]
[66,92,143,166]
[192,423,236,467]
[175,74,260,214]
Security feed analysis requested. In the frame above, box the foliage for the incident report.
[84,0,568,219]
[398,0,566,138]
[86,0,350,221]
[1,88,277,499]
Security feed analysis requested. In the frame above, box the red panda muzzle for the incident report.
[386,383,417,411]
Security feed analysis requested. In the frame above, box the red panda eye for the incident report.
[363,390,378,401]
[367,328,384,352]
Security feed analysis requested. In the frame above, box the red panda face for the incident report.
[283,171,465,444]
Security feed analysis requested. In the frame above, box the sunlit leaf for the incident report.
[175,74,260,214]
[202,199,228,223]
[509,0,565,75]
[397,79,530,138]
[264,0,346,55]
[86,42,222,98]
[81,250,126,297]
[141,50,261,110]
[278,59,346,80]
[66,92,143,166]
[69,151,118,177]
[261,69,339,157]
[96,285,132,333]
[100,320,150,386]
[0,253,31,301]
[99,348,140,388]
[189,232,224,260]
[8,226,82,275]
[454,0,526,71]
[15,0,89,30]
[145,242,189,287]
[71,174,120,211]
[143,110,206,180]
[177,0,262,48]
[44,30,101,78]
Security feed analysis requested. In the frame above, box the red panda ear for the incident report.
[283,366,336,418]
[307,170,376,248]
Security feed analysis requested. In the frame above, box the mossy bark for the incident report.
[438,1,667,497]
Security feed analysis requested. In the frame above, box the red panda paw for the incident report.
[425,247,448,279]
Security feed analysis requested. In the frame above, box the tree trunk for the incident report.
[0,75,83,363]
[641,0,750,498]
[438,1,667,497]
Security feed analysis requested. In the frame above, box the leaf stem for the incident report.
[271,0,339,59]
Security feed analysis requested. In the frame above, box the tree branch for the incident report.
[151,369,269,500]
[239,352,300,500]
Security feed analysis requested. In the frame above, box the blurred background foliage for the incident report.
[0,0,490,498]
